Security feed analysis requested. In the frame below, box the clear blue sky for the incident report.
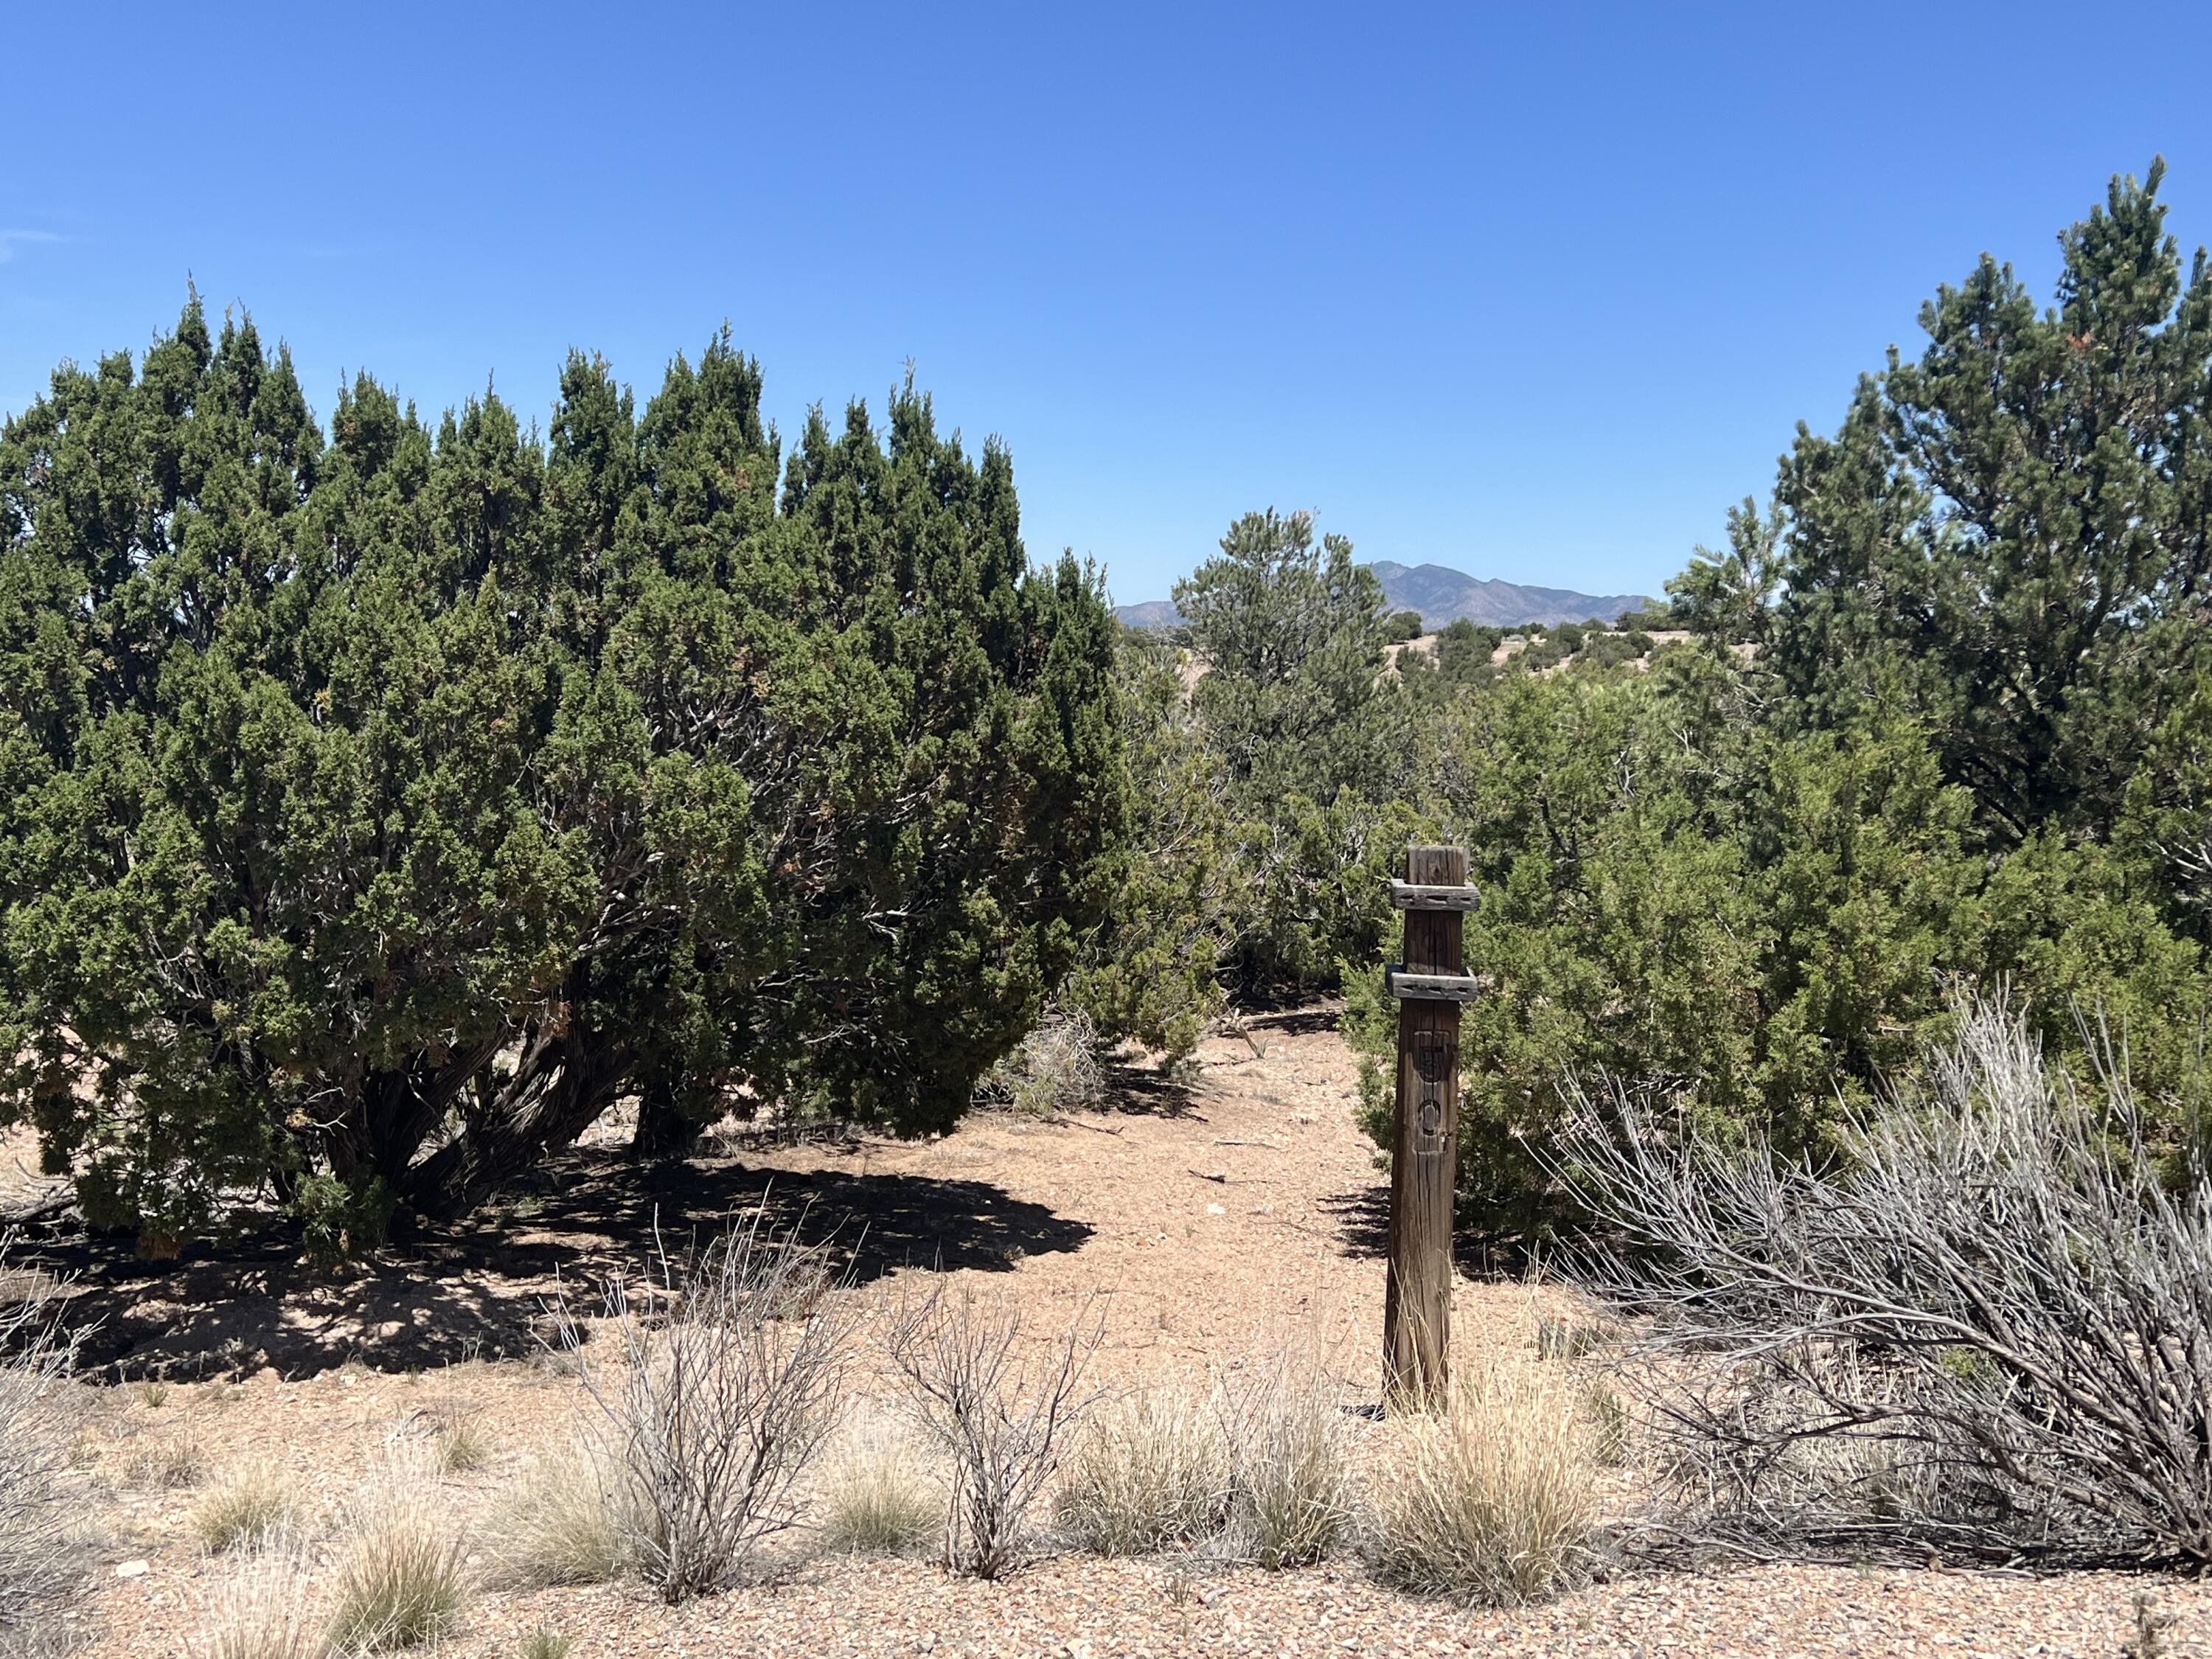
[7,1,2210,605]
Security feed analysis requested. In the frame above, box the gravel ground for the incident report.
[38,1009,2211,1657]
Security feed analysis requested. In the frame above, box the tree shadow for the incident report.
[1315,1181,1527,1278]
[1096,1055,1200,1119]
[23,1147,1091,1384]
[1242,1005,1341,1039]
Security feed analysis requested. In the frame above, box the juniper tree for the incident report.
[0,302,1126,1250]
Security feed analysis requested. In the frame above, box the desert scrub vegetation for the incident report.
[192,1543,321,1659]
[1368,1354,1601,1604]
[572,1211,853,1602]
[1220,1344,1350,1568]
[1566,1000,2212,1565]
[0,302,1129,1253]
[817,1413,941,1556]
[327,1455,470,1652]
[976,1006,1108,1118]
[192,1461,299,1554]
[887,1281,1102,1579]
[481,1441,631,1589]
[1055,1385,1230,1555]
[0,1251,81,1656]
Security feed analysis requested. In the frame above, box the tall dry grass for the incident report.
[0,1245,82,1655]
[816,1413,941,1556]
[1221,1346,1349,1568]
[1367,1354,1601,1604]
[192,1542,322,1659]
[480,1439,630,1589]
[192,1461,299,1555]
[327,1456,468,1652]
[1055,1385,1229,1556]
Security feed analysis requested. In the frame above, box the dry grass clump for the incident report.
[1368,1354,1601,1604]
[1221,1346,1349,1568]
[572,1209,853,1602]
[192,1543,323,1659]
[521,1630,573,1659]
[0,1248,83,1655]
[192,1461,300,1554]
[1055,1385,1229,1555]
[887,1282,1101,1579]
[431,1414,491,1475]
[122,1428,206,1490]
[327,1458,468,1652]
[480,1441,630,1589]
[817,1414,941,1556]
[978,1007,1107,1118]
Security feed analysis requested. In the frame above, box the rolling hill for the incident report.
[1114,561,1655,630]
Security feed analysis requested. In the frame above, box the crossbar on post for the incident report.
[1382,844,1467,1410]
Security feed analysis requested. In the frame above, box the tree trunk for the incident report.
[397,1031,632,1221]
[631,1073,703,1159]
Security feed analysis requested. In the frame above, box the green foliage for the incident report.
[1144,510,1417,993]
[1347,644,2208,1227]
[1383,608,1426,643]
[1064,633,1239,1058]
[1678,159,2212,848]
[0,300,1127,1243]
[1350,166,2212,1226]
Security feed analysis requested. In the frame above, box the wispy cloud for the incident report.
[0,230,63,265]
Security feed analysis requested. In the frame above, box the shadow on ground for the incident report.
[23,1150,1091,1384]
[1318,1182,1528,1279]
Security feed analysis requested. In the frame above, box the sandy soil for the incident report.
[19,1009,2211,1656]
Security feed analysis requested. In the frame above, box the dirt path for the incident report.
[46,1009,2212,1655]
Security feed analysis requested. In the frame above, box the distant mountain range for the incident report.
[1365,562,1655,628]
[1113,560,1655,632]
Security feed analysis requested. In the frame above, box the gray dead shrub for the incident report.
[1563,998,2212,1564]
[886,1282,1100,1579]
[571,1209,853,1602]
[978,1008,1107,1118]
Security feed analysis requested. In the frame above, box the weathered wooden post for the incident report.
[1382,844,1476,1409]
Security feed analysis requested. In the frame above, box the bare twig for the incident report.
[884,1281,1102,1578]
[1559,998,2212,1566]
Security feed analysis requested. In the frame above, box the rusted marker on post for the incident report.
[1382,844,1475,1409]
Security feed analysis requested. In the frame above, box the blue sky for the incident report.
[6,2,2211,605]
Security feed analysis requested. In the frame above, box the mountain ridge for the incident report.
[1113,560,1655,630]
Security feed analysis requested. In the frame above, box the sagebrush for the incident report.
[1566,1000,2212,1564]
